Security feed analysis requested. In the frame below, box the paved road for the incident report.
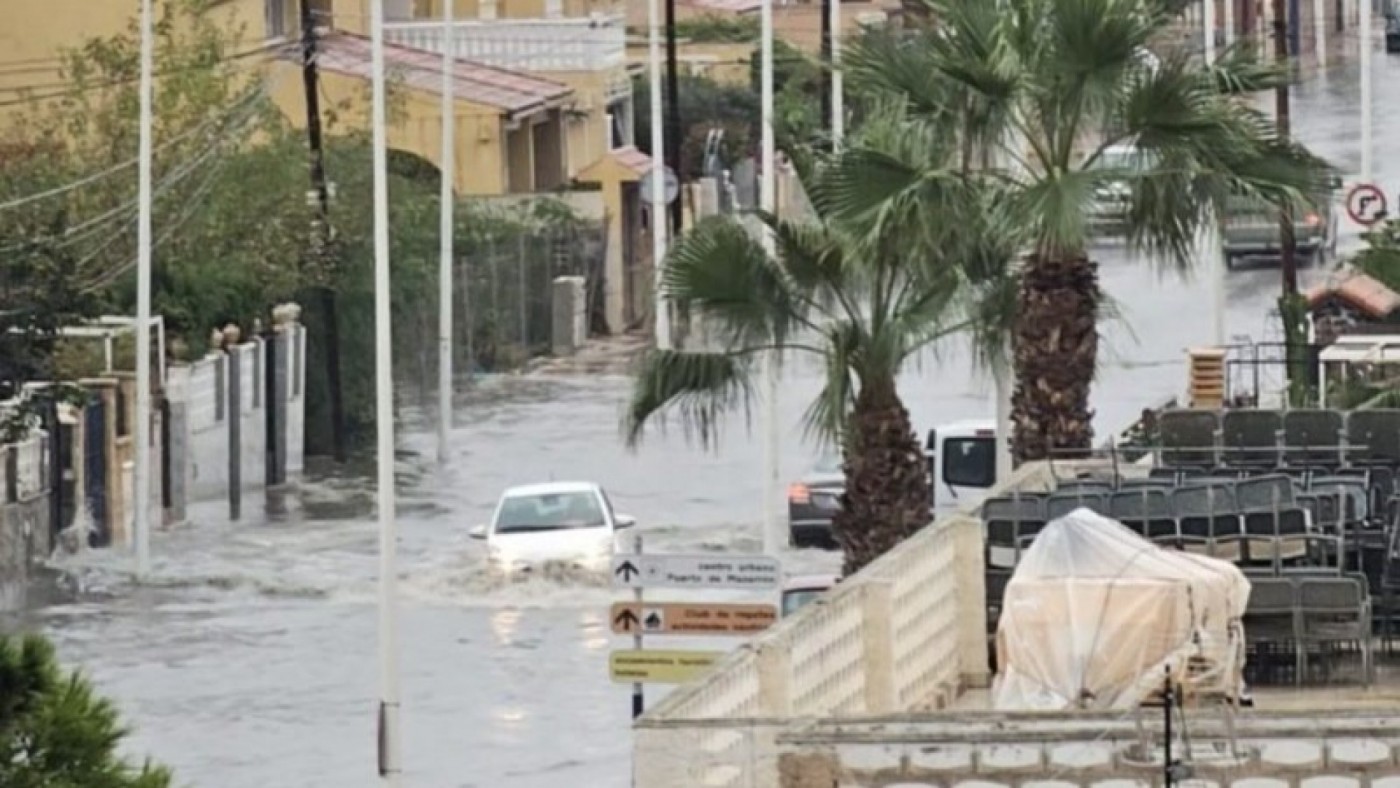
[7,51,1400,788]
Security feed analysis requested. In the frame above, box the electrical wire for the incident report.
[0,41,293,108]
[0,76,274,215]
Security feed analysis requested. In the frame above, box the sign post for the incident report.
[609,602,777,636]
[610,553,781,591]
[1346,183,1388,227]
[631,534,644,720]
[610,550,781,709]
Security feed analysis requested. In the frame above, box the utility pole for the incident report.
[829,0,843,147]
[437,0,455,465]
[300,0,348,463]
[648,0,671,350]
[1273,0,1304,399]
[369,0,403,782]
[821,0,832,150]
[135,0,155,578]
[1273,0,1297,296]
[663,0,683,236]
[760,0,780,556]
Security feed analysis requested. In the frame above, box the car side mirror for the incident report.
[469,525,487,540]
[615,514,637,530]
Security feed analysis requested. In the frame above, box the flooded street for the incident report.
[7,56,1400,787]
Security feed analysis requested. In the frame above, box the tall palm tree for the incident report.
[624,116,986,574]
[846,0,1332,464]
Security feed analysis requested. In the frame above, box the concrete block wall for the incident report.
[0,434,51,611]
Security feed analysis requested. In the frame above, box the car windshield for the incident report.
[1090,148,1154,175]
[494,491,607,534]
[782,589,826,617]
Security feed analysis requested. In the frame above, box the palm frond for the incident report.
[800,321,862,447]
[623,349,753,448]
[664,215,811,348]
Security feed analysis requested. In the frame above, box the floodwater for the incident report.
[6,57,1400,787]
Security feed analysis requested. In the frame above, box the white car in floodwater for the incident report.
[470,481,636,573]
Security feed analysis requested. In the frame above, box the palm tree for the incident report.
[846,0,1332,464]
[624,116,988,574]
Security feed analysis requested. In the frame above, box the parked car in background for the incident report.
[1087,144,1151,237]
[1386,13,1400,53]
[470,481,635,573]
[786,420,1000,549]
[1221,181,1340,268]
[781,574,839,617]
[787,455,845,549]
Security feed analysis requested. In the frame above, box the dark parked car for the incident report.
[786,456,843,549]
[1387,14,1400,54]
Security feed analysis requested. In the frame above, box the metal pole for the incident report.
[1164,667,1175,788]
[760,0,779,556]
[663,0,684,237]
[134,0,154,578]
[437,0,455,465]
[1205,0,1227,348]
[1361,0,1373,182]
[830,0,844,147]
[631,533,644,719]
[370,0,402,782]
[647,0,671,350]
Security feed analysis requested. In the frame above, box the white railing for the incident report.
[385,15,626,73]
[633,461,1075,788]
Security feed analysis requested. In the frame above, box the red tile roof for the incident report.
[301,33,572,117]
[612,146,653,176]
[1306,270,1400,319]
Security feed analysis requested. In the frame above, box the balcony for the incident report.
[384,14,627,73]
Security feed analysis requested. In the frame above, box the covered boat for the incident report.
[993,509,1250,711]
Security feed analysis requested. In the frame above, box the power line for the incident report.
[0,42,291,107]
[0,78,273,214]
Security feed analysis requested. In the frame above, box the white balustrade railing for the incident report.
[385,15,626,73]
[633,461,1074,788]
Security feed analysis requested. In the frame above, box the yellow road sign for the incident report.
[609,602,777,636]
[608,650,721,684]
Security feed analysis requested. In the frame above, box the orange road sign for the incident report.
[609,602,777,636]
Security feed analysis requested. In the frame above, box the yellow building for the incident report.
[2,0,655,334]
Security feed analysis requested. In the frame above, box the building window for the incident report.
[266,0,289,39]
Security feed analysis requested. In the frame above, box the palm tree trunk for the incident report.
[1011,253,1099,464]
[832,379,931,576]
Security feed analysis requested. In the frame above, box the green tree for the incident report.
[0,634,170,788]
[623,115,988,573]
[846,0,1331,463]
[1351,218,1400,293]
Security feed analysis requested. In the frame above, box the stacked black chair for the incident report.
[1159,410,1219,468]
[1283,409,1345,469]
[981,495,1046,570]
[1222,410,1284,468]
[1109,488,1177,544]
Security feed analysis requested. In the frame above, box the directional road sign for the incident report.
[611,553,781,590]
[609,602,778,636]
[1346,183,1388,226]
[608,649,721,684]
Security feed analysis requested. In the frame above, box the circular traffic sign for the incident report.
[1346,183,1388,226]
[639,166,679,206]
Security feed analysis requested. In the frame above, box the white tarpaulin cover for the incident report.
[992,508,1250,711]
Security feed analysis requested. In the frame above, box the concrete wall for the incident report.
[777,710,1400,788]
[0,435,51,611]
[170,323,307,520]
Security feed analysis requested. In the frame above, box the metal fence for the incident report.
[398,221,604,400]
